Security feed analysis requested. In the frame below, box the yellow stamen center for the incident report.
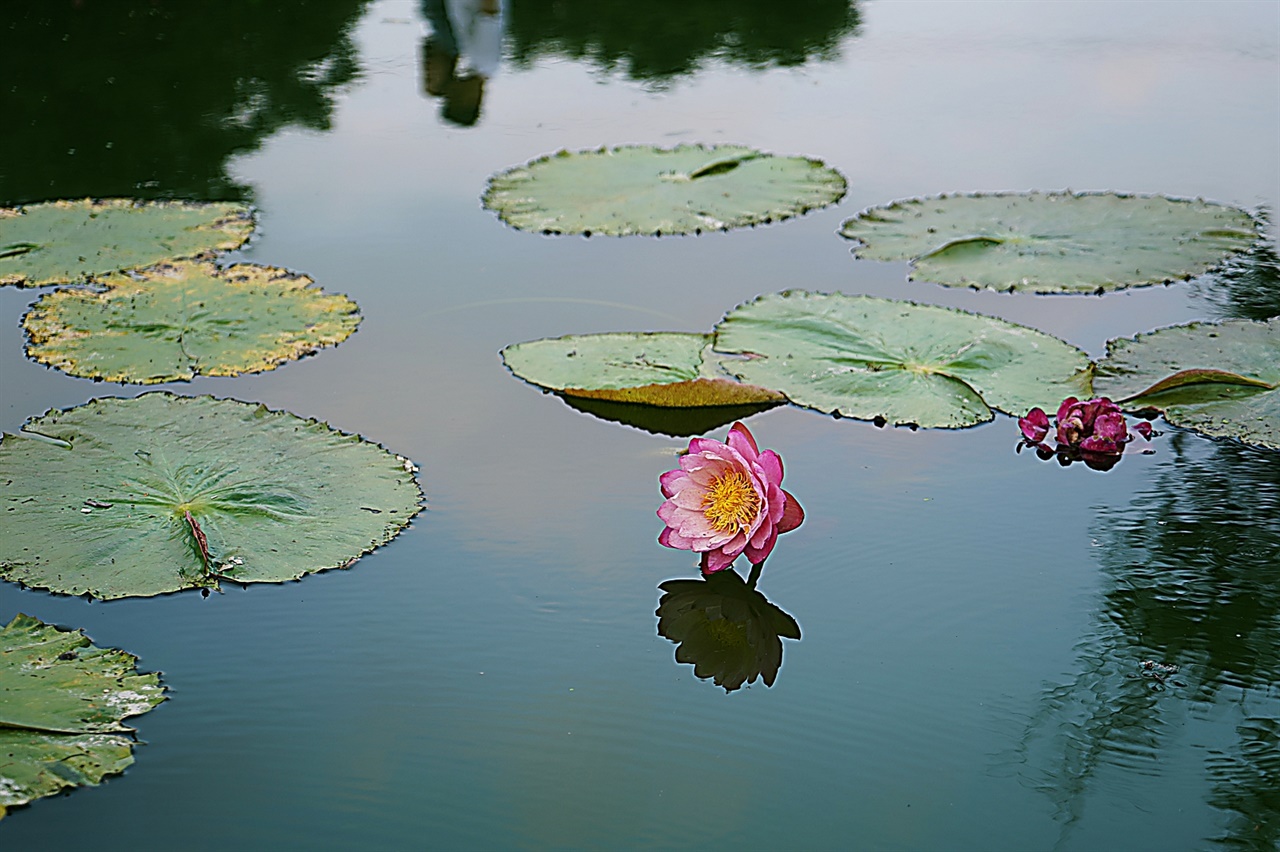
[701,471,760,533]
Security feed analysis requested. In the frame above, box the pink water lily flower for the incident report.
[658,422,804,574]
[1018,396,1154,468]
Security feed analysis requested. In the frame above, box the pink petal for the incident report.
[1092,411,1129,443]
[1055,397,1080,423]
[728,421,759,456]
[701,548,738,574]
[1018,408,1049,443]
[1080,435,1122,455]
[1132,421,1153,440]
[757,449,784,487]
[745,526,778,565]
[659,468,689,498]
[777,490,805,534]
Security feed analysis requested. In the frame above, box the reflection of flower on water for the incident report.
[656,564,800,692]
[657,421,803,574]
[1017,397,1155,471]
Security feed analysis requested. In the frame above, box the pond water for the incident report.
[2,1,1279,849]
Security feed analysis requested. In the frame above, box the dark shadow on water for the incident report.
[1191,240,1280,322]
[0,0,370,204]
[560,394,782,437]
[1012,431,1280,849]
[656,562,801,693]
[506,0,861,86]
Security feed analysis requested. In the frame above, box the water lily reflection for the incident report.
[656,564,800,693]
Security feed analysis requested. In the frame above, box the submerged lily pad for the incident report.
[483,144,846,236]
[0,613,165,817]
[0,394,423,599]
[1094,317,1279,449]
[712,290,1093,428]
[839,191,1259,294]
[1,199,253,288]
[24,261,361,384]
[501,331,785,407]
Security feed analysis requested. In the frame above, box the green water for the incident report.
[2,1,1278,848]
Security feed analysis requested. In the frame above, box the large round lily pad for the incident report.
[712,290,1094,428]
[23,261,361,384]
[0,613,165,817]
[501,331,785,406]
[1,198,254,288]
[1094,317,1279,449]
[839,191,1259,294]
[483,144,847,236]
[0,394,424,599]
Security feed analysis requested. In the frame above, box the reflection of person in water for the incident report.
[421,0,503,127]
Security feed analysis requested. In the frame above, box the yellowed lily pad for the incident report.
[501,331,785,406]
[23,260,360,384]
[1,198,253,288]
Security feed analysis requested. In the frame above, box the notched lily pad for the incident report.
[1,198,254,288]
[712,290,1093,428]
[501,331,785,406]
[0,613,165,817]
[23,260,361,384]
[0,393,424,599]
[1094,317,1279,449]
[483,144,847,236]
[839,191,1259,294]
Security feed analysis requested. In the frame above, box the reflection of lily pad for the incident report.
[1,199,253,288]
[0,394,423,599]
[501,331,785,406]
[712,290,1093,428]
[24,261,361,384]
[1094,317,1279,449]
[0,613,165,817]
[559,395,781,437]
[483,144,846,236]
[839,192,1259,294]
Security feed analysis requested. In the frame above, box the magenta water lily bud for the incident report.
[658,422,804,574]
[1018,396,1155,469]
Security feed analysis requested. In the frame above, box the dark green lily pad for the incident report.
[483,144,847,236]
[0,393,424,599]
[501,331,786,407]
[1094,317,1279,449]
[24,260,361,384]
[0,613,165,817]
[839,191,1259,294]
[559,395,782,437]
[1,199,254,289]
[712,290,1093,428]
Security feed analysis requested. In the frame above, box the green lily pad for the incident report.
[23,260,361,384]
[1,198,254,289]
[839,191,1259,294]
[0,393,424,599]
[711,290,1093,428]
[0,613,165,816]
[559,395,782,437]
[1094,317,1279,449]
[501,331,786,406]
[483,144,847,236]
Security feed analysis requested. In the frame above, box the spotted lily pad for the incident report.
[1,199,254,288]
[501,331,785,407]
[712,290,1093,428]
[1094,317,1279,449]
[23,261,361,383]
[0,613,165,817]
[839,191,1259,294]
[0,394,423,599]
[483,144,847,236]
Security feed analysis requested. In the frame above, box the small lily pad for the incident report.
[23,260,361,384]
[1,199,254,289]
[501,331,786,406]
[839,191,1259,294]
[483,144,847,236]
[1094,317,1279,449]
[0,393,424,599]
[712,290,1093,428]
[0,613,165,816]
